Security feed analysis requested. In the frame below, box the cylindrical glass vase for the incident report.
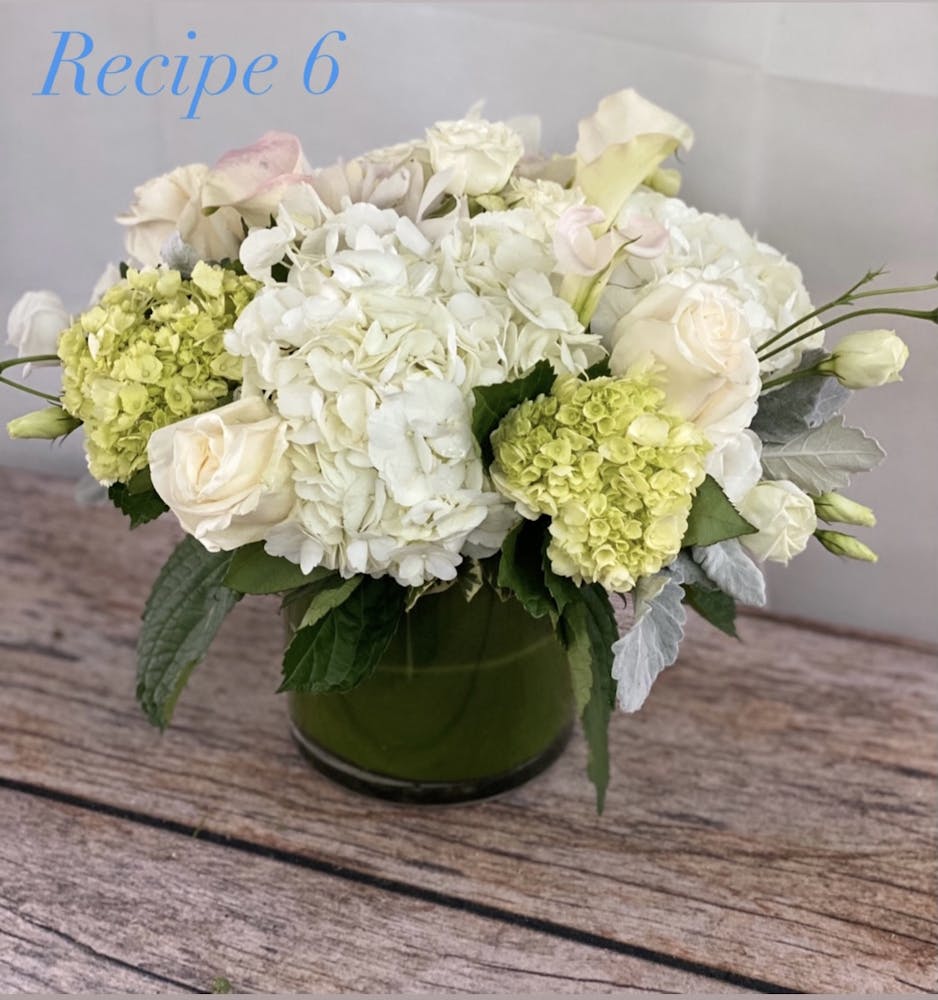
[286,583,573,804]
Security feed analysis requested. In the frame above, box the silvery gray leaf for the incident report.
[73,473,108,506]
[692,539,766,607]
[752,350,851,444]
[761,416,885,494]
[160,232,202,277]
[612,571,686,713]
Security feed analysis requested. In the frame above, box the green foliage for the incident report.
[683,476,756,547]
[137,537,240,728]
[107,469,169,528]
[223,542,331,594]
[497,519,554,619]
[210,977,233,994]
[583,358,612,380]
[297,575,362,629]
[279,577,405,694]
[555,583,618,813]
[682,582,738,638]
[471,360,555,465]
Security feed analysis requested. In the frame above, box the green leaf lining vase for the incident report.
[286,582,574,804]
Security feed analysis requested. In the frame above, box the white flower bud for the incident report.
[815,529,878,563]
[821,329,909,388]
[812,492,876,527]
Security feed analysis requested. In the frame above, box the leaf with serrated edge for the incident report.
[298,576,362,629]
[683,476,756,547]
[557,583,618,812]
[612,570,686,713]
[683,582,738,638]
[498,519,553,619]
[280,578,404,694]
[224,541,331,594]
[692,539,766,607]
[761,416,885,494]
[471,360,554,464]
[137,537,240,728]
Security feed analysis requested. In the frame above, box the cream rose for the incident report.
[116,163,244,266]
[426,118,524,197]
[147,397,294,551]
[608,280,760,445]
[7,290,69,363]
[739,479,817,564]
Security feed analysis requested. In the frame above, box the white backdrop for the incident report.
[2,1,936,641]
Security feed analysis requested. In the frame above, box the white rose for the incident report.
[820,329,909,388]
[116,163,244,267]
[426,118,524,196]
[7,290,69,368]
[608,280,760,446]
[148,397,294,551]
[706,429,763,505]
[739,479,817,564]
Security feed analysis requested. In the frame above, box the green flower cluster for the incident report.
[58,262,259,484]
[491,374,710,591]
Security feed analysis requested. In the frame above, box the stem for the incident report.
[0,374,60,403]
[758,306,937,363]
[761,368,826,392]
[0,354,60,374]
[753,270,938,356]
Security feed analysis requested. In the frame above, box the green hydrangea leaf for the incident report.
[583,358,612,380]
[683,476,756,547]
[682,582,738,638]
[557,583,618,813]
[108,470,169,529]
[298,575,362,629]
[223,542,332,594]
[497,519,554,620]
[137,537,240,729]
[471,360,555,465]
[279,577,405,694]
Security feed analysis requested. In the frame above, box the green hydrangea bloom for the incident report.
[58,262,259,484]
[491,373,710,591]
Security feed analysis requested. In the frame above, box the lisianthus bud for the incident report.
[819,329,909,388]
[7,406,80,440]
[812,492,876,527]
[815,529,878,562]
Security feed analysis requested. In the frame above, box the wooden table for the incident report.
[0,468,935,994]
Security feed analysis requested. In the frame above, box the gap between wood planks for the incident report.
[0,776,799,995]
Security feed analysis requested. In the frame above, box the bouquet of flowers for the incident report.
[5,89,933,808]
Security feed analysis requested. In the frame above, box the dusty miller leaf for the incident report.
[612,571,686,713]
[752,350,851,443]
[692,539,766,607]
[761,416,885,494]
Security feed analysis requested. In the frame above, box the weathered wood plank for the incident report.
[1,469,936,992]
[0,787,736,994]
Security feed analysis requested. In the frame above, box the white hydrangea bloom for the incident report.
[593,189,821,376]
[228,198,604,586]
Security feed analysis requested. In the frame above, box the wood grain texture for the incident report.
[1,469,936,993]
[1,789,731,994]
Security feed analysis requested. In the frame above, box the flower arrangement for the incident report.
[5,89,934,808]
